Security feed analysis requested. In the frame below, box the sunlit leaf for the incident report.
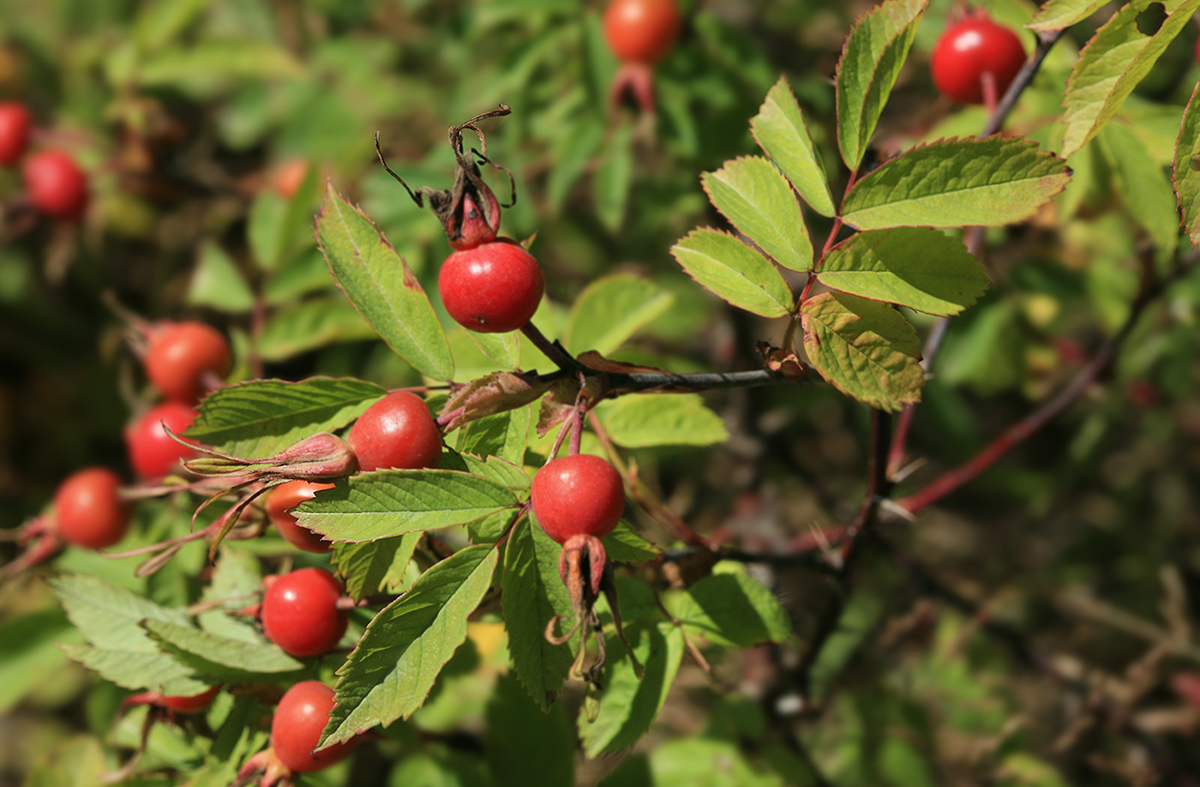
[671,229,793,318]
[703,157,814,272]
[751,75,836,217]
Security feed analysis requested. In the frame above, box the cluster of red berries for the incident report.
[603,0,682,115]
[0,101,88,221]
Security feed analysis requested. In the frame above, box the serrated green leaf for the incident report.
[322,545,499,745]
[661,569,791,648]
[450,452,532,491]
[186,377,384,458]
[1059,0,1200,158]
[841,137,1070,230]
[188,242,255,313]
[198,547,263,643]
[485,673,575,787]
[703,157,814,272]
[579,622,684,757]
[594,122,633,232]
[564,274,675,356]
[800,291,923,412]
[142,618,307,680]
[1098,122,1178,258]
[257,297,381,361]
[317,182,454,381]
[465,329,523,371]
[60,644,207,696]
[454,407,532,467]
[51,574,190,652]
[1175,83,1200,248]
[502,519,575,711]
[818,228,991,316]
[334,533,422,602]
[1028,0,1109,32]
[593,393,730,448]
[751,76,836,217]
[835,0,928,170]
[602,521,661,563]
[670,229,793,318]
[296,470,519,542]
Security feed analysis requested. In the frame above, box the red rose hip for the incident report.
[54,467,131,549]
[271,681,359,773]
[144,321,232,404]
[267,480,335,553]
[930,16,1026,106]
[347,391,442,472]
[159,685,221,714]
[125,402,199,479]
[22,149,88,221]
[604,0,682,64]
[439,240,544,334]
[261,568,348,658]
[0,102,33,166]
[532,454,625,544]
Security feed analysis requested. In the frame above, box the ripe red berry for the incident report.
[439,240,544,334]
[929,17,1026,105]
[346,391,442,473]
[0,102,33,166]
[531,454,625,544]
[271,681,359,773]
[260,568,348,658]
[125,402,199,479]
[267,480,335,553]
[53,467,131,549]
[22,149,88,221]
[144,321,232,404]
[159,685,221,714]
[604,0,682,64]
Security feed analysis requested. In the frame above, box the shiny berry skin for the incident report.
[439,240,544,334]
[144,321,232,404]
[160,685,221,714]
[347,391,442,472]
[930,17,1026,105]
[22,149,88,221]
[531,454,625,545]
[0,102,32,166]
[267,480,335,553]
[261,568,348,658]
[54,468,131,549]
[604,0,682,64]
[272,681,359,773]
[125,402,199,479]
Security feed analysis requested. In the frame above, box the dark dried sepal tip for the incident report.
[375,105,517,251]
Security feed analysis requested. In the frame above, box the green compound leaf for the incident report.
[454,406,533,468]
[661,568,791,648]
[186,377,384,459]
[51,574,191,652]
[800,291,923,412]
[751,75,836,217]
[1099,122,1179,259]
[835,0,928,171]
[563,274,675,356]
[603,521,661,563]
[703,157,814,272]
[317,181,454,381]
[593,393,730,448]
[321,545,499,746]
[579,621,684,757]
[841,137,1071,230]
[671,228,793,318]
[502,519,575,712]
[334,533,422,602]
[296,470,519,542]
[1059,0,1200,159]
[818,228,991,316]
[1028,0,1110,32]
[142,619,307,681]
[1175,82,1200,249]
